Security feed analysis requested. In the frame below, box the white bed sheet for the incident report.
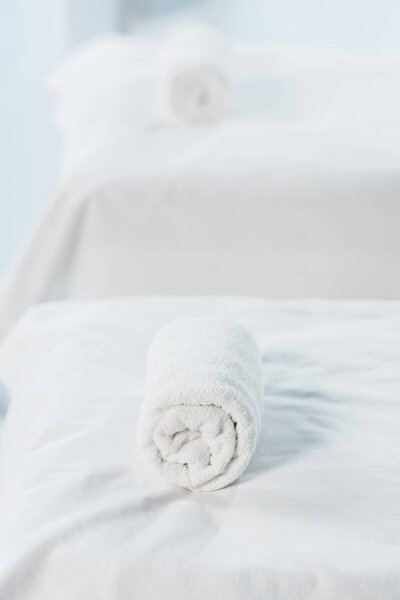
[0,297,399,599]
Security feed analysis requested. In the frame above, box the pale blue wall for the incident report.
[0,2,17,275]
[139,0,400,49]
[0,0,123,275]
[0,1,68,274]
[206,0,400,49]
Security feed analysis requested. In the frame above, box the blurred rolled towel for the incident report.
[137,318,263,492]
[157,24,230,125]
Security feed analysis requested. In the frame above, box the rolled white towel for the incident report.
[157,24,230,125]
[137,318,263,492]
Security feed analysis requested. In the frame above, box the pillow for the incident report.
[47,34,157,153]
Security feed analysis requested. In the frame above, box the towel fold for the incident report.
[137,318,263,491]
[157,24,230,125]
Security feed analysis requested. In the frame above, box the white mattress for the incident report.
[0,297,399,599]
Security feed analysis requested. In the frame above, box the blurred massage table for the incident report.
[0,45,400,337]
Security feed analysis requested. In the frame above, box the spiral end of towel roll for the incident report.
[137,318,263,492]
[157,23,230,126]
[167,66,229,125]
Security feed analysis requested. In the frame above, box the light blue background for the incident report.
[0,0,124,275]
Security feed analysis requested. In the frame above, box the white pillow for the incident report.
[47,34,157,153]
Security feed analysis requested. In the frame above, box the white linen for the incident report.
[0,297,400,599]
[1,127,400,337]
[46,34,155,156]
[138,318,263,491]
[0,45,400,335]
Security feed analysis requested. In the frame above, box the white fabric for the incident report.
[138,318,262,491]
[0,297,400,599]
[1,45,400,335]
[46,34,155,156]
[157,24,229,124]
